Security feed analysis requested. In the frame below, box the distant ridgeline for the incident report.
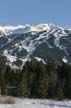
[0,24,71,68]
[0,60,71,100]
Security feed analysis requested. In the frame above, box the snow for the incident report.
[54,30,67,49]
[62,56,68,63]
[34,57,46,64]
[8,38,12,43]
[3,49,17,62]
[15,43,19,47]
[0,23,69,37]
[0,23,70,68]
[0,99,71,108]
[0,25,25,35]
[0,24,49,36]
[54,34,61,48]
[63,47,69,56]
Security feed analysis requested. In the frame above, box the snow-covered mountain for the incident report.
[0,23,71,68]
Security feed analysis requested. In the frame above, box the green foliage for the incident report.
[0,63,6,95]
[5,66,19,86]
[18,65,30,98]
[36,62,48,98]
[56,82,64,100]
[64,65,71,98]
[0,61,71,100]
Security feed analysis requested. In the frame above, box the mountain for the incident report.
[0,23,71,68]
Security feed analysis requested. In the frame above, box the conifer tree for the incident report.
[64,64,71,98]
[36,61,49,98]
[18,64,30,97]
[0,64,6,95]
[47,62,58,98]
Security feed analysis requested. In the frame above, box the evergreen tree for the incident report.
[47,62,58,98]
[56,81,64,100]
[5,66,18,86]
[0,64,6,95]
[18,64,30,98]
[0,60,71,100]
[36,61,49,98]
[64,64,71,98]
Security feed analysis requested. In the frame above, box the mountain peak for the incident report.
[0,23,71,68]
[0,23,66,36]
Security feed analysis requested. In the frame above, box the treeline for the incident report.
[0,61,71,100]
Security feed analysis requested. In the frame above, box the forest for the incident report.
[0,61,71,100]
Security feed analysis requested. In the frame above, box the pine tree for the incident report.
[47,62,58,98]
[36,61,49,98]
[56,83,64,100]
[0,64,6,95]
[64,64,71,98]
[5,66,18,86]
[18,64,30,98]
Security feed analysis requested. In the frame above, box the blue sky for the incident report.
[0,0,71,28]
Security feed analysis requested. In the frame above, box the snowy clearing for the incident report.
[0,98,71,108]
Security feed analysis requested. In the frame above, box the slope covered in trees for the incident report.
[0,61,71,100]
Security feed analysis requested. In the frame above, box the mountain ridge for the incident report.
[0,23,71,68]
[0,23,70,36]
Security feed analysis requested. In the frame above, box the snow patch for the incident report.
[0,99,71,108]
[62,56,68,63]
[34,57,46,64]
[3,50,17,62]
